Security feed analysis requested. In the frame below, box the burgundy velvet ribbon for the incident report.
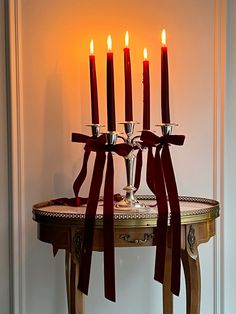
[73,150,90,198]
[162,144,181,295]
[147,146,156,194]
[153,145,168,285]
[51,196,87,207]
[78,150,106,295]
[72,132,105,199]
[134,149,142,191]
[140,130,185,296]
[78,138,132,302]
[71,132,91,144]
[104,151,115,301]
[134,145,155,194]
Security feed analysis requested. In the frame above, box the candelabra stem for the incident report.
[123,154,136,201]
[115,122,147,212]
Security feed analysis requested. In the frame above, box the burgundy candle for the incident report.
[143,48,150,130]
[89,40,99,124]
[124,31,133,121]
[106,35,116,131]
[161,29,170,124]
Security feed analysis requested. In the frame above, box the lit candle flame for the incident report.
[90,40,94,54]
[143,48,148,60]
[107,34,112,51]
[125,31,129,47]
[162,29,166,46]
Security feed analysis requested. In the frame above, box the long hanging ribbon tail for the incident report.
[78,151,106,295]
[134,149,143,192]
[153,146,168,284]
[80,139,132,300]
[146,146,156,194]
[71,132,92,206]
[162,144,181,296]
[73,150,91,197]
[52,149,90,207]
[103,152,116,301]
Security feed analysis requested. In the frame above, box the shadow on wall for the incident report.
[42,67,72,198]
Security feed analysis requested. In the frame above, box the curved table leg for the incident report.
[65,251,71,313]
[181,249,201,314]
[163,247,173,314]
[163,240,201,314]
[65,252,84,314]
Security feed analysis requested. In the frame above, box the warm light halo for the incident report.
[125,31,129,47]
[162,29,166,46]
[143,48,148,60]
[90,39,94,54]
[107,34,112,51]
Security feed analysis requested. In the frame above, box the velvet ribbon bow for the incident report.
[140,130,185,296]
[78,138,133,302]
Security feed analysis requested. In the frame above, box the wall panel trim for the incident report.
[7,1,25,313]
[213,0,226,313]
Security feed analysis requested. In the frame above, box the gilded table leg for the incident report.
[65,252,84,314]
[163,247,173,314]
[181,249,201,314]
[65,251,71,313]
[74,260,84,314]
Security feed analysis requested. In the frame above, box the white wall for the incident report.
[0,0,10,313]
[7,0,226,313]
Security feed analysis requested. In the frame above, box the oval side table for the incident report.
[32,196,220,314]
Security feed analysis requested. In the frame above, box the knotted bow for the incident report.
[78,138,132,302]
[140,130,185,296]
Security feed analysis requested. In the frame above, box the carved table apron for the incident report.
[32,196,220,314]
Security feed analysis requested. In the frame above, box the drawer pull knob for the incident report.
[120,233,154,244]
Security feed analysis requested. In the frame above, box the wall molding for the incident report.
[7,1,25,313]
[213,0,226,313]
[0,0,10,313]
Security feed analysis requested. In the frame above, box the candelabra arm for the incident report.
[130,135,139,144]
[117,135,127,142]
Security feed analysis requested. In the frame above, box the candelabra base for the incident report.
[115,197,148,212]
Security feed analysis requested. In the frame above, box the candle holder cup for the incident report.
[86,124,103,137]
[105,131,118,146]
[155,122,178,136]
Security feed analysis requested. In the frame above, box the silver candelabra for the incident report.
[88,122,177,212]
